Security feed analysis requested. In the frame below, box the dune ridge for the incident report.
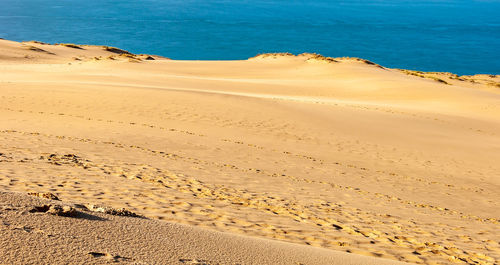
[2,191,411,265]
[0,39,499,264]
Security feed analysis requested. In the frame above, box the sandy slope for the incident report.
[0,191,409,265]
[0,39,499,264]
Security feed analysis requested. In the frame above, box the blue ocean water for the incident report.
[1,0,499,75]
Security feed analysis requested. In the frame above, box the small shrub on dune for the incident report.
[429,76,449,84]
[24,40,49,45]
[489,82,500,88]
[301,53,338,63]
[399,70,451,85]
[338,57,384,68]
[119,53,137,59]
[138,54,155,60]
[249,53,293,59]
[58,43,84,50]
[25,45,56,55]
[103,46,132,55]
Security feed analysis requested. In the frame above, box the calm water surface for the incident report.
[1,0,499,75]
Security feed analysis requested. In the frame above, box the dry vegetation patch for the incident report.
[23,40,49,45]
[102,46,132,55]
[399,69,450,84]
[399,70,500,88]
[301,53,339,63]
[336,57,384,68]
[27,192,60,201]
[250,52,294,59]
[57,43,84,49]
[250,53,386,68]
[23,45,56,55]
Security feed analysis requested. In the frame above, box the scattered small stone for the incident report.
[30,204,77,217]
[47,205,77,217]
[85,204,142,218]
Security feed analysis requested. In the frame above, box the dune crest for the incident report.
[250,52,499,90]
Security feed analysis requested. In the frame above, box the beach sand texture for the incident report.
[0,39,499,264]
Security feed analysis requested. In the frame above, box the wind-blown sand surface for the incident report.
[0,39,499,264]
[0,191,408,265]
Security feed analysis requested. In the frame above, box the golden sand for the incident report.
[0,39,499,264]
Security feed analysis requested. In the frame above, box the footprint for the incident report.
[88,252,131,262]
[179,258,215,265]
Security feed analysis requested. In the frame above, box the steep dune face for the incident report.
[0,39,499,265]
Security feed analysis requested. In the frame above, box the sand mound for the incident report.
[0,39,499,264]
[0,39,165,63]
[0,191,408,264]
[250,52,385,68]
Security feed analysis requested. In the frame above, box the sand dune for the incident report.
[0,191,410,264]
[0,39,499,264]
